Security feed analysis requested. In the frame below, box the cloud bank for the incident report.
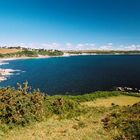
[1,43,140,51]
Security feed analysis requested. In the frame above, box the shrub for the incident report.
[44,96,79,118]
[0,82,45,127]
[102,102,140,140]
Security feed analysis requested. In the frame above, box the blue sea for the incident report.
[1,55,140,95]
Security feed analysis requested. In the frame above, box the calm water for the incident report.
[1,55,140,95]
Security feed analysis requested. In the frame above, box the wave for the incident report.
[0,68,25,82]
[0,61,9,66]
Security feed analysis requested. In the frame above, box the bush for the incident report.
[0,82,45,127]
[102,102,140,140]
[44,96,79,118]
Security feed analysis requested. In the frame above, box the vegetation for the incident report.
[81,95,140,107]
[0,50,38,58]
[65,50,140,55]
[0,48,21,54]
[65,91,121,102]
[0,82,140,140]
[1,47,140,59]
[0,82,45,128]
[37,49,63,56]
[0,47,64,58]
[102,102,140,140]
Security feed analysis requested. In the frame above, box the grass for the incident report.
[1,109,111,140]
[81,95,140,107]
[102,101,140,140]
[1,93,140,140]
[0,48,63,58]
[48,91,122,103]
[0,48,21,54]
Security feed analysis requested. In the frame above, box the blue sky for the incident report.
[0,0,140,50]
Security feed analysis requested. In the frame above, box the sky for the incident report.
[0,0,140,50]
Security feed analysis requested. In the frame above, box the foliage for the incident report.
[38,49,64,56]
[43,91,120,118]
[44,96,79,118]
[0,85,126,126]
[0,82,45,127]
[0,54,4,58]
[0,82,139,139]
[0,48,64,58]
[66,50,140,55]
[66,91,121,102]
[0,83,140,140]
[102,102,140,140]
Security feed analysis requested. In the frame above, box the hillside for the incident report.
[0,48,21,54]
[1,95,140,140]
[64,50,140,55]
[0,47,64,58]
[0,83,140,140]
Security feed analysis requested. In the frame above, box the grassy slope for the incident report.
[1,94,140,140]
[82,95,140,107]
[64,50,140,55]
[0,49,63,58]
[0,48,21,54]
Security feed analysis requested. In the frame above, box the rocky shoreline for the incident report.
[0,60,21,82]
[116,86,140,93]
[0,68,17,82]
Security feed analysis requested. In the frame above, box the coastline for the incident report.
[0,52,140,82]
[0,53,96,82]
[0,55,50,61]
[1,52,140,61]
[0,55,61,82]
[0,53,94,60]
[0,68,21,82]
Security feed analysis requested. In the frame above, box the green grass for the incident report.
[102,102,140,140]
[81,95,140,107]
[0,49,64,58]
[0,106,111,140]
[47,91,122,103]
[1,97,140,140]
[0,86,140,140]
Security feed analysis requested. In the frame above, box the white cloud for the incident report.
[1,42,140,51]
[85,43,89,46]
[90,44,95,47]
[66,43,72,46]
[124,44,140,50]
[77,44,84,47]
[99,43,113,50]
[116,44,140,51]
[99,46,112,50]
[108,43,113,46]
[65,43,73,50]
